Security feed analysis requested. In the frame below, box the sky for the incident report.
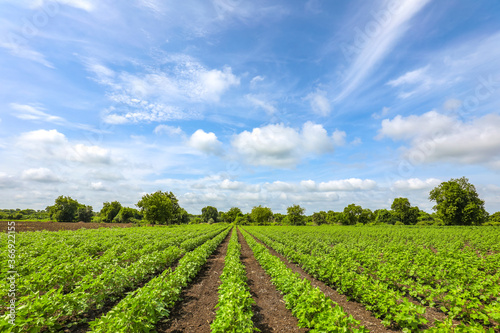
[1,0,500,214]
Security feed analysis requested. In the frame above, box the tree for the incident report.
[250,205,273,225]
[235,214,252,225]
[47,196,81,222]
[113,207,141,223]
[391,198,419,225]
[136,191,183,225]
[341,204,363,225]
[429,177,488,225]
[374,209,395,224]
[202,206,219,223]
[100,201,122,223]
[225,207,243,223]
[417,211,435,225]
[312,211,327,225]
[325,210,342,224]
[358,208,375,224]
[77,205,93,222]
[287,204,306,226]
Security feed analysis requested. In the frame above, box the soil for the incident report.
[0,221,135,232]
[243,228,396,333]
[155,232,231,333]
[237,229,309,333]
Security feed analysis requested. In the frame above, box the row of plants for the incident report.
[247,226,499,332]
[240,228,368,333]
[0,226,227,332]
[211,228,255,332]
[88,227,230,332]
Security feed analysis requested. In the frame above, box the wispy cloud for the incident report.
[335,0,431,102]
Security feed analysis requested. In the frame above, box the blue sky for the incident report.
[1,0,500,214]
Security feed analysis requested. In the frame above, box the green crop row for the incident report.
[211,228,255,333]
[87,227,230,333]
[241,228,367,333]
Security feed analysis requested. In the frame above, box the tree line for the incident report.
[3,177,500,226]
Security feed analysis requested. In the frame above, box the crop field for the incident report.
[1,225,499,332]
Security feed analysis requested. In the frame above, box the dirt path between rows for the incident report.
[237,228,309,333]
[243,228,396,333]
[155,232,230,333]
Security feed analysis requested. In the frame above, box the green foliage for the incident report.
[99,201,122,223]
[374,209,396,225]
[76,205,93,222]
[341,203,363,225]
[358,208,374,224]
[250,205,273,225]
[311,211,327,225]
[113,207,141,223]
[136,190,183,225]
[391,197,419,225]
[234,214,252,225]
[224,207,243,223]
[202,205,219,223]
[46,196,82,222]
[287,204,305,226]
[325,210,342,224]
[429,177,488,225]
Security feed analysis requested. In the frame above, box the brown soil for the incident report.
[0,221,135,232]
[155,232,231,333]
[243,229,396,333]
[237,229,309,333]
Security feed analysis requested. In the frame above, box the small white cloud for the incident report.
[305,89,331,116]
[90,181,107,191]
[318,178,377,191]
[0,40,54,68]
[71,144,111,164]
[393,178,441,190]
[246,94,277,114]
[372,106,390,119]
[265,181,297,192]
[154,124,184,136]
[387,66,430,87]
[197,66,240,102]
[10,103,65,123]
[188,129,223,155]
[22,168,61,183]
[350,137,362,146]
[250,75,265,88]
[332,129,346,147]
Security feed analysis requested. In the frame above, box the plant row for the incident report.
[211,228,255,333]
[87,227,230,332]
[240,228,367,333]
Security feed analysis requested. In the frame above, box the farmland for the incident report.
[1,225,499,332]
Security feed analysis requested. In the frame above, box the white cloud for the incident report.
[188,129,223,155]
[17,129,112,164]
[29,0,95,11]
[393,178,441,190]
[265,181,297,192]
[22,168,61,183]
[10,103,64,123]
[305,89,331,116]
[316,178,377,191]
[379,112,500,168]
[90,181,107,191]
[232,122,339,168]
[0,173,18,188]
[250,75,265,88]
[246,94,277,114]
[332,129,347,146]
[443,98,462,111]
[153,124,184,136]
[372,106,390,119]
[377,111,456,141]
[336,0,431,101]
[387,66,430,87]
[0,40,54,68]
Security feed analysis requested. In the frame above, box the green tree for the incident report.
[100,201,122,223]
[113,207,141,223]
[250,205,273,225]
[358,208,375,224]
[312,211,327,225]
[391,198,419,225]
[374,209,397,224]
[225,207,243,223]
[429,177,488,225]
[341,204,363,225]
[287,204,306,226]
[417,211,435,225]
[47,196,81,222]
[136,191,182,225]
[202,206,219,223]
[235,214,252,225]
[325,210,342,224]
[77,205,93,222]
[489,212,500,224]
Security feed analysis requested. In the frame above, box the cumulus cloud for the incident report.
[17,129,112,164]
[232,122,341,167]
[392,178,441,190]
[378,112,500,168]
[301,178,377,191]
[305,89,331,116]
[188,129,223,155]
[21,168,61,183]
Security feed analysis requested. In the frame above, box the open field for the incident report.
[1,225,499,332]
[0,221,135,233]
